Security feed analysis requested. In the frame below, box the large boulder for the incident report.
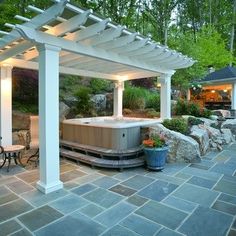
[13,111,30,130]
[91,94,107,111]
[59,102,70,121]
[190,125,209,155]
[212,109,231,118]
[198,117,218,127]
[221,128,235,144]
[148,124,201,163]
[222,119,236,135]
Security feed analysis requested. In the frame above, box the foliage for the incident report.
[174,100,189,115]
[131,78,156,89]
[89,78,112,94]
[146,93,160,111]
[201,108,213,118]
[163,118,188,134]
[188,117,204,126]
[143,134,166,148]
[146,109,160,118]
[13,101,38,114]
[74,86,94,116]
[123,86,148,110]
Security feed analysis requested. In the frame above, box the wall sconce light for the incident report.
[223,89,228,92]
[211,90,215,93]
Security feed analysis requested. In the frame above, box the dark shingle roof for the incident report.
[201,66,236,82]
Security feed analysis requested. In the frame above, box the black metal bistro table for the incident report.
[0,145,25,172]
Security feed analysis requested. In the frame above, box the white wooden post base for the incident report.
[113,81,124,118]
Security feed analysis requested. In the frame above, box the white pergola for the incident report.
[0,0,194,193]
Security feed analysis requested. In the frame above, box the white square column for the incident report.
[36,44,63,194]
[232,82,236,110]
[113,81,124,118]
[160,73,172,120]
[0,65,13,146]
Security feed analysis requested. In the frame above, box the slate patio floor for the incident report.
[1,143,236,236]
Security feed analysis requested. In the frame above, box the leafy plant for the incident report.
[188,102,201,117]
[143,134,166,148]
[123,86,147,110]
[201,108,213,118]
[188,117,204,126]
[74,86,94,116]
[146,93,160,111]
[163,118,188,134]
[90,78,111,94]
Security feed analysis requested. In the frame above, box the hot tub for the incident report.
[61,116,160,150]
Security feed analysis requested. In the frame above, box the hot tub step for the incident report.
[60,140,143,160]
[60,148,145,169]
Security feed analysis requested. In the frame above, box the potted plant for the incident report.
[142,134,168,171]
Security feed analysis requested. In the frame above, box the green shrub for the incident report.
[201,108,213,118]
[146,93,160,111]
[162,118,188,134]
[188,102,201,117]
[123,86,147,110]
[146,110,160,118]
[175,100,189,115]
[188,117,203,126]
[74,86,94,116]
[90,78,111,94]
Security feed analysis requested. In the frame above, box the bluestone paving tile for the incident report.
[114,171,138,181]
[12,228,33,236]
[16,170,39,183]
[18,205,63,231]
[0,176,17,186]
[120,213,161,236]
[71,183,97,196]
[180,167,222,181]
[35,212,106,236]
[135,200,187,230]
[101,225,139,236]
[228,229,236,236]
[126,195,148,207]
[163,195,197,213]
[172,183,219,207]
[83,188,123,208]
[63,181,79,190]
[0,192,18,205]
[0,220,22,236]
[49,194,89,214]
[0,198,33,223]
[6,180,34,194]
[218,193,236,205]
[174,172,192,180]
[0,185,11,196]
[138,180,178,202]
[232,218,236,229]
[189,163,210,170]
[214,179,236,196]
[210,162,236,175]
[20,189,68,207]
[121,174,155,190]
[95,202,136,227]
[222,174,236,183]
[187,176,216,189]
[79,203,104,218]
[109,184,137,196]
[92,176,119,189]
[156,228,184,236]
[60,169,87,182]
[212,200,236,215]
[98,169,118,176]
[74,173,102,185]
[179,206,233,236]
[0,166,25,175]
[147,173,185,185]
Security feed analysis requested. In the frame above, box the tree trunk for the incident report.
[230,0,236,66]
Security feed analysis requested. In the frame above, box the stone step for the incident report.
[60,148,145,169]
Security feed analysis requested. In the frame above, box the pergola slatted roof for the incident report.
[0,0,194,81]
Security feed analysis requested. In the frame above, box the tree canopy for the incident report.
[0,0,235,89]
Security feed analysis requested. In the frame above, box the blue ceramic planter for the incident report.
[144,146,168,171]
